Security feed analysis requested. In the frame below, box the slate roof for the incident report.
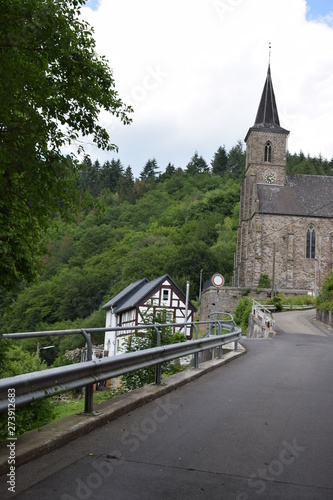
[257,174,333,217]
[102,274,197,313]
[101,279,148,311]
[245,65,289,141]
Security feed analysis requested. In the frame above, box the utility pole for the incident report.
[184,280,190,337]
[199,269,203,300]
[272,242,276,297]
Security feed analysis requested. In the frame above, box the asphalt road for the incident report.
[2,310,333,499]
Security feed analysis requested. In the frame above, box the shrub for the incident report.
[120,310,186,391]
[316,271,333,312]
[0,344,54,441]
[233,296,252,333]
[272,293,284,312]
[258,273,271,288]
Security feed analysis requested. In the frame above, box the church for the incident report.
[232,64,333,294]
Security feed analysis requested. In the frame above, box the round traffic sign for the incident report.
[212,273,224,288]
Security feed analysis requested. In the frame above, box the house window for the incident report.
[306,225,316,259]
[162,289,169,302]
[264,142,272,162]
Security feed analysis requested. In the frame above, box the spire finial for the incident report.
[268,42,271,66]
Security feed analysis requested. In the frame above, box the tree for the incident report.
[211,146,228,176]
[167,241,218,299]
[140,158,160,180]
[100,159,125,192]
[227,141,245,179]
[0,0,132,292]
[161,162,176,179]
[117,166,135,202]
[211,215,238,285]
[186,151,209,174]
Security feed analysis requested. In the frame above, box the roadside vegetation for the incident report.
[316,271,333,313]
[233,294,316,333]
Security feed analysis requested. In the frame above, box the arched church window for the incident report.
[306,224,316,259]
[264,142,272,162]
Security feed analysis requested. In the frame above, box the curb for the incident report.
[0,344,245,475]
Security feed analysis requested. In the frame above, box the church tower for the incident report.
[244,64,289,186]
[233,63,289,287]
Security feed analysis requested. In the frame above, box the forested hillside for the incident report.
[1,145,332,360]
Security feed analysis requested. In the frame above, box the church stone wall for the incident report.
[234,209,333,292]
[258,215,333,291]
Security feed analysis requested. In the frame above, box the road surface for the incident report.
[1,309,333,499]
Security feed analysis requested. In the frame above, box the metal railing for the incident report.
[0,318,241,415]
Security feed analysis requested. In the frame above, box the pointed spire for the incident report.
[254,63,281,128]
[245,52,289,142]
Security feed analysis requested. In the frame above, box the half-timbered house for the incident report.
[102,274,197,356]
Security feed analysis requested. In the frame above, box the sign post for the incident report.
[211,274,225,325]
[212,273,225,288]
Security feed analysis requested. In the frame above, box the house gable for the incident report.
[103,275,197,355]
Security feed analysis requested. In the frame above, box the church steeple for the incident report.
[245,61,289,141]
[244,59,290,186]
[254,64,281,129]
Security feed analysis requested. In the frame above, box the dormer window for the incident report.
[306,224,316,259]
[264,142,272,162]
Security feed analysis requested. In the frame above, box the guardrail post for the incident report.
[193,323,199,369]
[234,339,238,352]
[154,325,162,385]
[217,321,223,358]
[81,330,94,414]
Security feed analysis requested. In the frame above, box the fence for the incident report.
[0,318,241,415]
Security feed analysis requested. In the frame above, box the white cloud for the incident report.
[78,0,333,175]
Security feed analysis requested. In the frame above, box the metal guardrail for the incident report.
[0,319,241,415]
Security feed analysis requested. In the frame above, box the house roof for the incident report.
[245,64,289,141]
[257,174,333,217]
[101,278,148,311]
[102,274,197,313]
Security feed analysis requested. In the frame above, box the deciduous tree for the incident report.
[0,0,132,291]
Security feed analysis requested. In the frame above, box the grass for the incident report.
[49,387,124,421]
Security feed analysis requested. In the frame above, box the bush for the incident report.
[120,310,186,391]
[272,293,284,312]
[233,296,252,333]
[258,273,271,288]
[316,271,333,312]
[0,344,54,441]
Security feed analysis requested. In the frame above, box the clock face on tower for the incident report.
[265,173,275,184]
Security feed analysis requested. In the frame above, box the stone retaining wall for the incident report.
[316,310,333,329]
[200,285,311,321]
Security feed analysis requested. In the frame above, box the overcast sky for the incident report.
[77,0,333,177]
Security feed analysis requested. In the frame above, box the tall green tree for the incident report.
[186,151,209,174]
[140,158,160,180]
[101,159,125,192]
[0,0,132,292]
[211,146,228,176]
[227,141,245,179]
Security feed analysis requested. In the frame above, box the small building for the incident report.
[102,274,197,356]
